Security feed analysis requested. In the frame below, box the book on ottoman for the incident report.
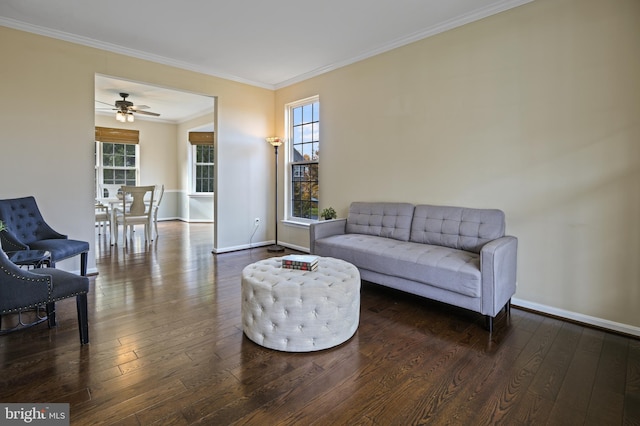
[282,255,319,271]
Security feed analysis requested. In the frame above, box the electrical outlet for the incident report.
[254,217,260,227]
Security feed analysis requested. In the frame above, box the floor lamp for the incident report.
[266,137,285,252]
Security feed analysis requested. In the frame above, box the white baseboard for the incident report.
[511,297,640,337]
[213,243,260,253]
[279,242,310,253]
[212,240,310,254]
[164,217,213,223]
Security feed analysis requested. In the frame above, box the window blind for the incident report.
[189,132,214,145]
[95,126,139,144]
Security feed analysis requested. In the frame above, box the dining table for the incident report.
[98,192,156,243]
[96,197,130,242]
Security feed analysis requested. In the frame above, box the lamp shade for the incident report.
[266,137,283,147]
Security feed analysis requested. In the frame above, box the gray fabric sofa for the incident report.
[309,202,518,331]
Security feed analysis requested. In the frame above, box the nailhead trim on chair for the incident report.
[0,264,52,314]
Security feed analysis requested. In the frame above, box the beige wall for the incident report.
[0,26,274,272]
[177,113,215,222]
[95,114,178,189]
[95,114,186,221]
[275,0,640,331]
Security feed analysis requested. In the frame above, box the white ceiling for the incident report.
[1,0,532,122]
[94,75,215,124]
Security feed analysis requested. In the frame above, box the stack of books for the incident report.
[281,254,319,271]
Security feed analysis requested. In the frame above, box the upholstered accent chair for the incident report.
[0,247,89,344]
[0,196,89,275]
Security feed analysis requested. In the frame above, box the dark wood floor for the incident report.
[1,221,638,425]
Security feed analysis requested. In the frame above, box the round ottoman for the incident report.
[241,256,360,352]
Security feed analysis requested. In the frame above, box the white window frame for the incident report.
[95,141,139,198]
[190,144,215,195]
[284,95,319,224]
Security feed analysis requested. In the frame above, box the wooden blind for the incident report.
[189,132,214,145]
[95,127,139,144]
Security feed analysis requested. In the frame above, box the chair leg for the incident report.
[76,293,89,345]
[154,211,159,239]
[112,220,118,246]
[46,302,57,328]
[81,252,88,276]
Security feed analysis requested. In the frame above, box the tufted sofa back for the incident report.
[410,204,505,253]
[0,196,60,245]
[346,202,415,242]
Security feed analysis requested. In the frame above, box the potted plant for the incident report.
[320,207,337,220]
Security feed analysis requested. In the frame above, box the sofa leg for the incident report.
[485,300,512,332]
[485,315,493,333]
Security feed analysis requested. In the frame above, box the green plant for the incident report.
[320,207,337,220]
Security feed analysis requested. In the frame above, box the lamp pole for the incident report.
[267,137,285,252]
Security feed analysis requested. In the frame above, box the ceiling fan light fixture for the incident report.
[102,93,159,122]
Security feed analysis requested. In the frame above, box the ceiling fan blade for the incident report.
[130,105,150,110]
[134,110,161,117]
[95,100,114,106]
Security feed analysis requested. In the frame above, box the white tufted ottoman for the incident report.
[241,256,360,352]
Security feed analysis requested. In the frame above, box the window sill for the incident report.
[282,219,317,228]
[188,193,214,198]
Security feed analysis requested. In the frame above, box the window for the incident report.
[287,97,319,220]
[95,141,138,197]
[189,131,215,194]
[193,144,214,193]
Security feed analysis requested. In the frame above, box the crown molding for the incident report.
[2,0,533,91]
[0,17,275,90]
[274,0,534,89]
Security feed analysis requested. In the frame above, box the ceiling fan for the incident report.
[96,92,161,122]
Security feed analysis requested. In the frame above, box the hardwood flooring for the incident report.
[1,221,638,425]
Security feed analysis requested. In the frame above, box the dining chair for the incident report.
[113,185,155,245]
[151,184,164,239]
[95,202,110,235]
[100,184,123,199]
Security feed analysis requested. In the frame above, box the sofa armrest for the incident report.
[309,219,347,254]
[480,235,518,317]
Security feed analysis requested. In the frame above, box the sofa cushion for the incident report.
[410,205,505,254]
[346,202,414,242]
[314,234,481,298]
